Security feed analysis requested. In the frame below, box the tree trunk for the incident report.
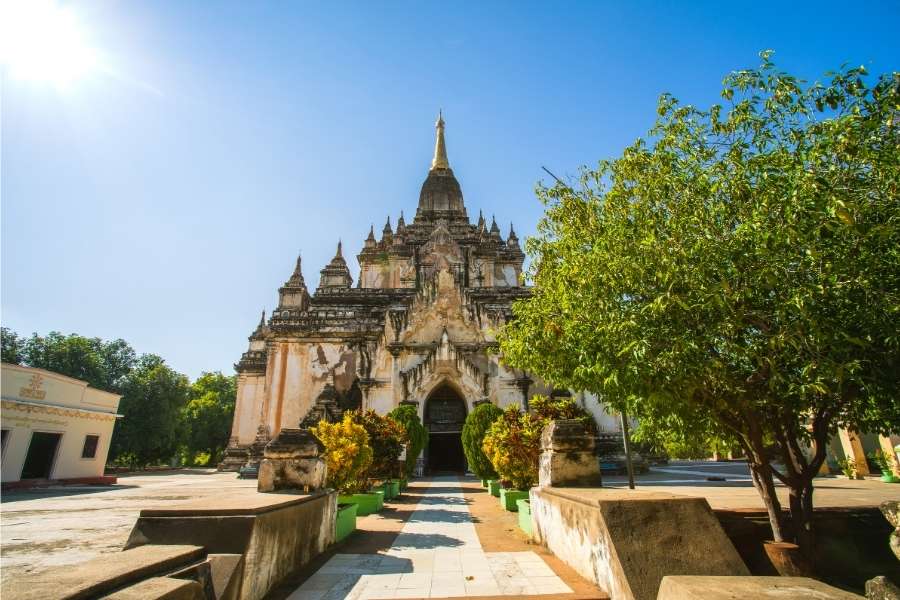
[748,458,786,542]
[788,478,816,560]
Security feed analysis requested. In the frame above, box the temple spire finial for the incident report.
[259,309,266,327]
[336,239,343,257]
[431,111,450,171]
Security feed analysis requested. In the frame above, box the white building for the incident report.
[1,363,122,486]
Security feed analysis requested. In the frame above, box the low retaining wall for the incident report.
[2,475,117,490]
[530,487,748,600]
[716,507,899,593]
[125,490,336,600]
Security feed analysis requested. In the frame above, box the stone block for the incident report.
[0,545,206,600]
[539,419,602,488]
[657,576,864,600]
[104,577,206,600]
[882,500,900,560]
[531,487,748,600]
[257,428,327,493]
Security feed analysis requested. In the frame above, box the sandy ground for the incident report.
[0,469,255,578]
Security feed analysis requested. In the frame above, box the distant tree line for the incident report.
[1,327,236,469]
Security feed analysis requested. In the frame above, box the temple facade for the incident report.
[222,115,609,473]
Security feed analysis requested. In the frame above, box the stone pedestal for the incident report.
[539,419,602,488]
[258,429,327,493]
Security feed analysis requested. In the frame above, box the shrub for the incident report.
[530,394,597,434]
[462,403,502,479]
[482,405,543,490]
[351,409,407,481]
[311,413,372,494]
[388,404,428,478]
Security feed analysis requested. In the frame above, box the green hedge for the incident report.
[462,403,502,479]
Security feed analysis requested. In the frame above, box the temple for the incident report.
[221,115,610,473]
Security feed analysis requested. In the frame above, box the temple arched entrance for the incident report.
[424,383,467,473]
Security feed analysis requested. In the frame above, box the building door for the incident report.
[424,384,467,473]
[21,432,62,480]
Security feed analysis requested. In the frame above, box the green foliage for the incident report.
[181,372,236,465]
[530,394,597,434]
[868,450,892,472]
[388,404,428,477]
[1,327,24,364]
[482,406,543,490]
[351,409,407,480]
[462,403,503,479]
[499,54,900,552]
[836,456,857,479]
[110,354,190,468]
[312,413,373,494]
[6,330,136,392]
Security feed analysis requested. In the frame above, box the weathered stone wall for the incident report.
[530,487,748,600]
[125,491,337,600]
[233,373,265,445]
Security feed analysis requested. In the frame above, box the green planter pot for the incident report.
[367,489,385,510]
[500,488,529,512]
[338,493,381,516]
[881,470,899,483]
[516,499,532,536]
[385,480,400,498]
[488,480,501,497]
[335,503,357,542]
[400,478,408,490]
[481,479,489,488]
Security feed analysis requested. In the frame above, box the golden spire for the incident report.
[431,110,450,171]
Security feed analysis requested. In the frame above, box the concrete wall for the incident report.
[1,364,120,483]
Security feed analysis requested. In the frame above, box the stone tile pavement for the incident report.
[288,477,573,599]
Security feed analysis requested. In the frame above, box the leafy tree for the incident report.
[181,372,236,465]
[388,404,429,478]
[110,354,190,468]
[482,405,543,490]
[1,327,24,364]
[17,331,136,392]
[312,413,373,494]
[462,402,502,479]
[351,410,407,481]
[500,54,900,558]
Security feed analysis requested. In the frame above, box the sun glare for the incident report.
[0,0,98,87]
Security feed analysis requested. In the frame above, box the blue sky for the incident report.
[3,1,898,379]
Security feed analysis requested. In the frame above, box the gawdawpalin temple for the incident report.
[221,115,577,473]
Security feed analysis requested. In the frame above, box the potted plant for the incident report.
[353,410,407,501]
[311,413,381,517]
[462,402,503,486]
[870,450,899,483]
[482,406,542,511]
[389,404,429,486]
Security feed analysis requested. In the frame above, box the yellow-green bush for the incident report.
[311,413,373,494]
[482,405,543,491]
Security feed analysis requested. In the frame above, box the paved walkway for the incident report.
[288,477,573,599]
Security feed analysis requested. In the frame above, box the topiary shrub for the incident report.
[388,404,428,478]
[530,394,597,434]
[462,402,502,479]
[482,405,543,490]
[311,412,372,494]
[351,409,408,481]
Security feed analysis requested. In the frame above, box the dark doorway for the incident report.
[424,384,467,473]
[21,432,62,480]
